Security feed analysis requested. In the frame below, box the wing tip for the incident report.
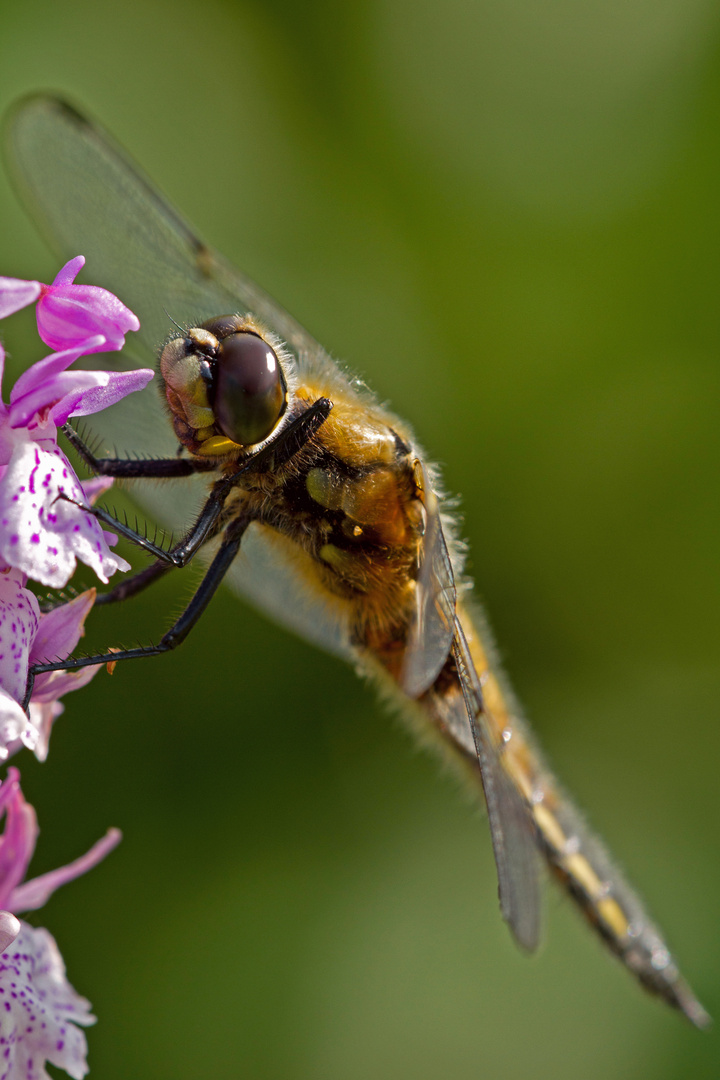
[3,93,89,193]
[502,903,542,954]
[4,91,78,134]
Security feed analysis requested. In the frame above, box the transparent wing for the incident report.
[401,461,456,698]
[6,95,541,942]
[401,472,542,951]
[451,617,542,952]
[3,93,353,659]
[4,95,323,380]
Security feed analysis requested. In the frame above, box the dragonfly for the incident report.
[4,93,709,1027]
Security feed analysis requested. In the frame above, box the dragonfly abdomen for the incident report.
[418,600,710,1027]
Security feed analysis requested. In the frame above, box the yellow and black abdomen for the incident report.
[422,599,709,1025]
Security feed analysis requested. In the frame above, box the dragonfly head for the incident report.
[158,314,289,457]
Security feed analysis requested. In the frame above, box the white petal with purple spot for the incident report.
[0,580,39,706]
[0,922,94,1080]
[0,438,129,587]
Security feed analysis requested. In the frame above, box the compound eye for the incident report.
[214,332,286,445]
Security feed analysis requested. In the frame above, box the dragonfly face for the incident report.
[159,316,289,454]
[3,94,709,1028]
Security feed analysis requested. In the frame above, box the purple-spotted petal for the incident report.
[0,576,39,706]
[0,922,95,1080]
[0,437,130,587]
[0,581,101,761]
[0,766,119,1079]
[0,279,42,320]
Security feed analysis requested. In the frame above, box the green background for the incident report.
[1,1,719,1077]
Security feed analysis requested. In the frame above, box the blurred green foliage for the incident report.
[0,0,719,1077]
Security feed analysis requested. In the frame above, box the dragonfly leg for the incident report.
[37,560,172,613]
[62,397,336,566]
[62,423,215,478]
[93,559,172,606]
[24,515,249,708]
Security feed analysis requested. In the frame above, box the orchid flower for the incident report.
[0,258,152,589]
[0,568,102,762]
[0,768,120,1079]
[0,256,139,355]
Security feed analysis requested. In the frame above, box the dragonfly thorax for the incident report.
[158,314,288,457]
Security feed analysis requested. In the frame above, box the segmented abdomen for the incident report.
[421,600,709,1027]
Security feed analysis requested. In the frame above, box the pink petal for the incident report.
[9,352,152,428]
[30,669,101,751]
[31,665,99,704]
[29,589,95,668]
[81,476,114,504]
[10,828,121,914]
[9,343,99,404]
[37,282,140,353]
[59,366,154,421]
[51,256,84,287]
[10,367,110,429]
[0,278,41,319]
[0,772,37,909]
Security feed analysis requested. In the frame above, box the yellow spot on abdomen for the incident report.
[533,803,567,852]
[562,852,605,899]
[596,897,630,939]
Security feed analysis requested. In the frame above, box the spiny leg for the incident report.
[93,559,173,606]
[24,515,250,708]
[62,423,216,478]
[26,397,335,704]
[37,562,172,613]
[60,397,334,565]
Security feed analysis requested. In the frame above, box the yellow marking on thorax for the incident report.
[307,466,410,546]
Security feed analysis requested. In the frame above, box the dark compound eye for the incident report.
[213,332,286,445]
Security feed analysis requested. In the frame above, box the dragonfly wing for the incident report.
[400,461,456,698]
[397,460,541,949]
[451,617,542,952]
[4,96,322,357]
[3,94,354,658]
